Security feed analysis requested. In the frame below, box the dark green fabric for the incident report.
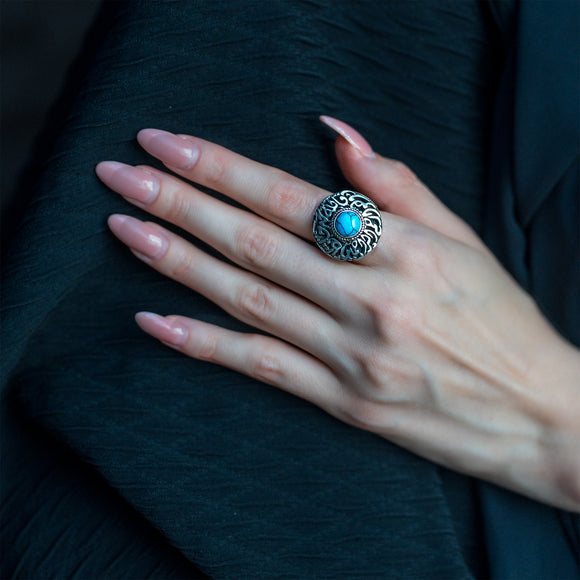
[1,0,577,578]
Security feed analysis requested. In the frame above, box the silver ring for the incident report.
[312,190,382,261]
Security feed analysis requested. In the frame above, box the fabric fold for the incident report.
[481,1,580,576]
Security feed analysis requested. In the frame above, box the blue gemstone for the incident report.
[335,211,361,237]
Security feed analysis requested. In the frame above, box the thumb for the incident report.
[320,116,485,250]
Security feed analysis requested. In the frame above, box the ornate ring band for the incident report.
[312,190,382,261]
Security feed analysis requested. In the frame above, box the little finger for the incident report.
[135,313,345,412]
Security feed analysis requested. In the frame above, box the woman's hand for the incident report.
[96,117,580,511]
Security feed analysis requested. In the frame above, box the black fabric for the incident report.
[1,398,206,578]
[481,0,580,577]
[1,1,577,578]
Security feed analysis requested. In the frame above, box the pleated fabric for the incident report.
[3,0,576,578]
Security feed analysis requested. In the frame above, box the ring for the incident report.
[312,190,382,261]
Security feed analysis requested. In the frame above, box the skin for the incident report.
[96,118,580,512]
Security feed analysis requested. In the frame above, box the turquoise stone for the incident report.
[335,211,361,237]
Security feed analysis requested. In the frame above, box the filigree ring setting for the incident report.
[312,190,382,261]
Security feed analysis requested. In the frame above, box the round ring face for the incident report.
[312,191,382,261]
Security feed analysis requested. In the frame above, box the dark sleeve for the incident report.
[481,0,580,576]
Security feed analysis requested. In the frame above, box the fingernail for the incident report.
[137,129,199,170]
[320,116,375,158]
[96,161,160,205]
[135,312,188,346]
[107,214,168,261]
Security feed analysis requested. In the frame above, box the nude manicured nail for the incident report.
[320,116,375,158]
[135,312,188,346]
[107,214,168,261]
[96,161,159,204]
[137,129,199,169]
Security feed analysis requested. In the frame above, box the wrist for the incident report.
[534,339,580,511]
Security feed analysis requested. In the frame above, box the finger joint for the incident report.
[265,177,311,221]
[248,338,284,383]
[237,225,279,268]
[237,283,275,324]
[165,191,193,224]
[193,333,220,363]
[165,246,196,282]
[202,151,228,188]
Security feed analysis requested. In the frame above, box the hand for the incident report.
[96,117,580,511]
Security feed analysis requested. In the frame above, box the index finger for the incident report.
[137,128,327,241]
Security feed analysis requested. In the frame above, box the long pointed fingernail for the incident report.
[107,214,168,261]
[135,312,188,346]
[320,116,375,158]
[96,161,160,205]
[137,129,199,170]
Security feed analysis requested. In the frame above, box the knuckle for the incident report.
[353,350,421,402]
[202,151,228,188]
[194,333,219,362]
[342,397,395,431]
[237,225,279,268]
[247,337,284,383]
[395,226,438,274]
[265,177,310,220]
[358,351,393,391]
[407,249,438,282]
[391,160,420,188]
[165,191,192,224]
[357,287,417,341]
[381,296,418,337]
[165,246,196,281]
[237,283,275,324]
[399,224,433,255]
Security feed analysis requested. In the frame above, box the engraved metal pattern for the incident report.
[312,190,382,261]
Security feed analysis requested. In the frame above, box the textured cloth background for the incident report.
[0,0,101,234]
[1,1,578,578]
